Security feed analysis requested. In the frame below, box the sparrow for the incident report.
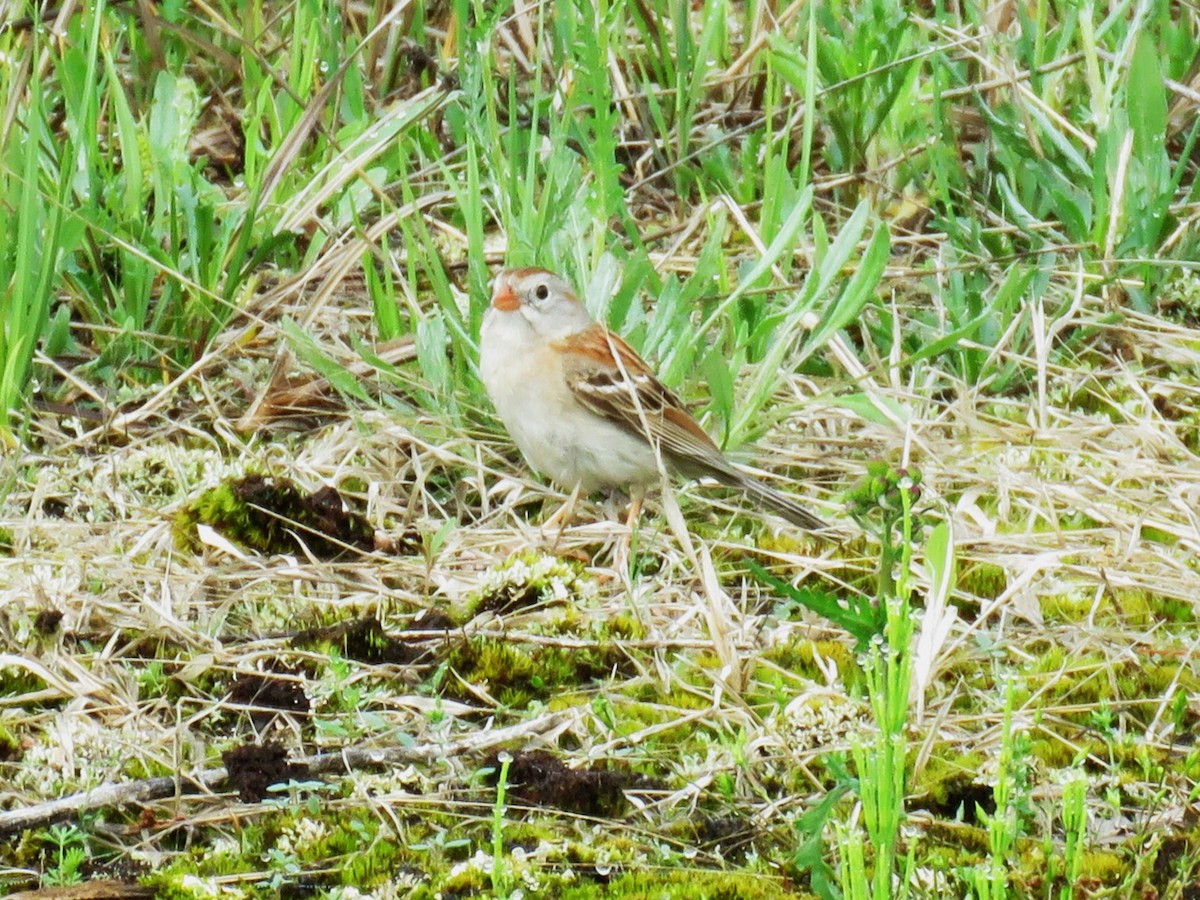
[478,267,827,531]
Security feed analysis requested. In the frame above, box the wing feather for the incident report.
[554,325,727,473]
[553,324,828,530]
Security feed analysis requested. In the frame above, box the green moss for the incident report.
[123,755,176,781]
[174,473,374,557]
[1034,511,1102,533]
[538,606,648,642]
[1006,845,1126,895]
[136,880,209,900]
[624,684,713,713]
[1027,736,1077,768]
[922,819,994,858]
[761,637,863,690]
[1141,524,1180,546]
[1124,658,1195,695]
[1062,377,1128,421]
[544,604,585,634]
[141,807,436,896]
[1040,592,1100,624]
[559,868,805,899]
[1147,594,1197,623]
[467,552,593,618]
[0,665,48,698]
[340,475,369,494]
[603,612,647,640]
[175,476,271,553]
[596,696,716,753]
[1043,587,1195,627]
[335,829,405,889]
[1071,850,1126,883]
[0,719,18,759]
[1024,650,1200,727]
[957,561,1007,600]
[1111,590,1158,626]
[442,637,630,708]
[439,865,492,896]
[919,826,1134,894]
[142,833,263,894]
[751,528,827,559]
[135,661,186,704]
[913,750,990,807]
[293,615,421,666]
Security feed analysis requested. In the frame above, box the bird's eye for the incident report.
[535,284,550,301]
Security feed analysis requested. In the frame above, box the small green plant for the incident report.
[321,650,362,715]
[409,827,472,858]
[261,845,302,892]
[490,752,514,899]
[1058,775,1088,898]
[792,762,854,900]
[847,463,925,598]
[265,778,335,817]
[754,464,933,895]
[839,468,931,899]
[40,823,88,886]
[960,677,1036,899]
[749,564,885,649]
[137,660,169,700]
[750,464,926,648]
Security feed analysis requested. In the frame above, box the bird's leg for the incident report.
[623,486,644,533]
[613,485,645,578]
[542,482,582,551]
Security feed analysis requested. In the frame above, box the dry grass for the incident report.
[4,253,1200,895]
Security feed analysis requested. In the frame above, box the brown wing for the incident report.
[555,325,829,530]
[554,325,728,473]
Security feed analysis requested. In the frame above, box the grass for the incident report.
[1,0,1200,897]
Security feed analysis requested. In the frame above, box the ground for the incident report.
[2,2,1200,898]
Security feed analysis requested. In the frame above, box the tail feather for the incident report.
[666,448,829,531]
[737,472,829,531]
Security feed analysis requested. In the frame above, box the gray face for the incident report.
[497,269,595,341]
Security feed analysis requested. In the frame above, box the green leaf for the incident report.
[1127,33,1167,164]
[701,344,736,446]
[748,560,885,648]
[924,522,955,611]
[803,225,889,356]
[281,317,373,406]
[835,393,910,428]
[692,187,814,339]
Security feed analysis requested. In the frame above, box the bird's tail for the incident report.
[733,470,829,532]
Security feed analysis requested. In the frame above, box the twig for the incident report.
[0,713,568,837]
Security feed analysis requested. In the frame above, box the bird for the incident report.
[478,267,827,531]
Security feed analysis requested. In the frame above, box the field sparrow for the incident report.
[479,267,827,531]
